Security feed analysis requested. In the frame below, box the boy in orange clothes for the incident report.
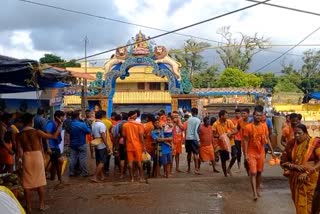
[143,114,155,177]
[122,111,146,182]
[238,108,251,175]
[158,110,167,127]
[243,108,275,201]
[232,109,242,170]
[144,114,155,155]
[212,110,238,177]
[281,113,300,147]
[171,111,184,173]
[199,117,219,173]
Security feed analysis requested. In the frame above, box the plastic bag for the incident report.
[219,134,231,152]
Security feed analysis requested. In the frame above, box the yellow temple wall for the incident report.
[273,104,320,121]
[113,91,171,104]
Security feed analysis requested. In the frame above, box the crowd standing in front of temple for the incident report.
[0,105,319,214]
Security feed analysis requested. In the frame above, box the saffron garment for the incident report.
[144,121,155,154]
[199,125,214,161]
[287,137,320,214]
[22,151,46,189]
[122,121,144,162]
[282,125,294,144]
[172,124,183,156]
[243,123,269,174]
[159,115,167,127]
[212,119,235,150]
[237,118,250,150]
[0,143,14,165]
[232,118,241,141]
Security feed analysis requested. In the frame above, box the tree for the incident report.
[62,59,81,67]
[217,67,262,87]
[255,72,278,92]
[273,77,301,93]
[192,65,219,88]
[281,49,320,94]
[216,26,269,71]
[170,39,210,80]
[40,54,64,65]
[39,54,80,68]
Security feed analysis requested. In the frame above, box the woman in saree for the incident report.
[281,124,320,214]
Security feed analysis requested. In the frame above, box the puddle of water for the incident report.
[208,192,223,214]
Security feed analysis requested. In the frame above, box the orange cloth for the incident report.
[127,150,142,162]
[159,115,167,127]
[238,118,250,138]
[199,125,214,147]
[243,123,269,173]
[0,143,14,165]
[86,134,92,144]
[289,137,320,214]
[122,120,144,153]
[232,117,241,141]
[212,119,235,149]
[172,125,184,155]
[247,154,265,174]
[282,125,294,144]
[200,145,214,162]
[243,123,268,155]
[199,124,214,161]
[144,121,155,154]
[22,151,46,189]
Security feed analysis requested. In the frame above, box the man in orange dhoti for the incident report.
[238,108,251,175]
[172,111,184,173]
[212,110,238,177]
[243,109,275,201]
[16,113,62,213]
[122,111,146,182]
[143,114,155,177]
[199,117,219,173]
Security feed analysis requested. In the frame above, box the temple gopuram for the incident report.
[64,31,267,116]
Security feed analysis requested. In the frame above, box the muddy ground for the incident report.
[29,153,294,214]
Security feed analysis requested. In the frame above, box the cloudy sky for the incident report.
[1,0,320,72]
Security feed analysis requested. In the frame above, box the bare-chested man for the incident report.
[16,113,62,214]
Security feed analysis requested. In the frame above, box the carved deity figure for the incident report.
[103,47,128,78]
[154,46,181,80]
[132,31,150,56]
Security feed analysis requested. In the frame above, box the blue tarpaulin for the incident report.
[0,55,70,93]
[308,92,320,100]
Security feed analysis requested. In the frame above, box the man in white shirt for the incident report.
[90,111,110,183]
[185,108,201,174]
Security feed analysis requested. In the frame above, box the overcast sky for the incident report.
[1,0,320,73]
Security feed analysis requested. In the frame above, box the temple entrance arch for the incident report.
[103,56,181,116]
[90,31,194,117]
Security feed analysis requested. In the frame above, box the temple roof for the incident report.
[66,66,168,82]
[192,87,268,96]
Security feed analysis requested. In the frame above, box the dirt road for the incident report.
[31,154,294,214]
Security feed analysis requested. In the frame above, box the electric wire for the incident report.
[246,0,320,17]
[18,0,311,62]
[254,25,320,72]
